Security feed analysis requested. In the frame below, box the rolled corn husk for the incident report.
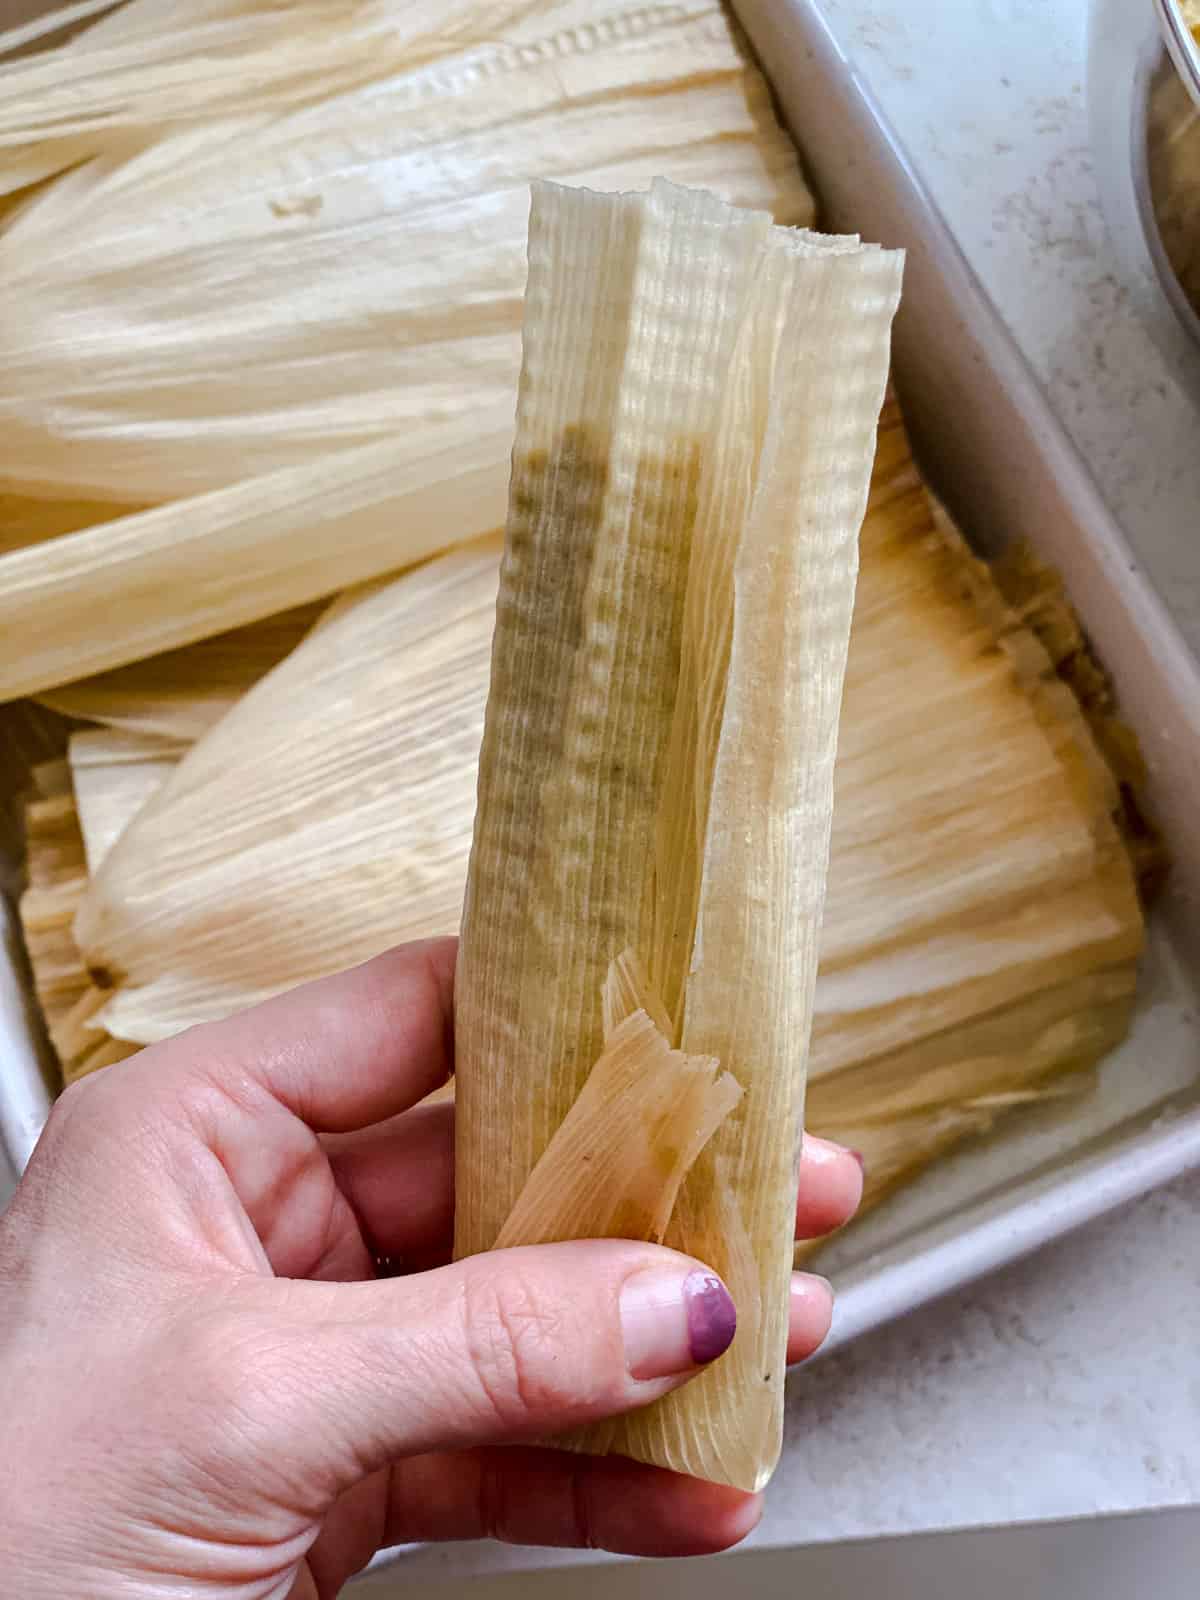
[452,178,902,1492]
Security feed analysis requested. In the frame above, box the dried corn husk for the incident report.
[16,720,184,1079]
[74,537,501,1043]
[0,0,812,700]
[802,967,1135,1224]
[18,770,89,1040]
[0,2,566,196]
[13,743,142,1082]
[452,179,902,1492]
[61,391,1147,1260]
[795,401,1145,1242]
[0,698,71,881]
[40,603,320,740]
[0,422,512,702]
[69,726,186,872]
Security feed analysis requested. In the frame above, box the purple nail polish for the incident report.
[684,1269,737,1365]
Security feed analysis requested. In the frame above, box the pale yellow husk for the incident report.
[16,724,185,1080]
[494,952,743,1251]
[19,778,89,1039]
[0,0,813,701]
[41,604,321,740]
[75,537,502,1042]
[795,399,1145,1241]
[68,726,187,873]
[452,178,902,1492]
[59,395,1146,1255]
[15,744,143,1082]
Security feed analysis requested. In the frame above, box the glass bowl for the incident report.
[1089,0,1200,400]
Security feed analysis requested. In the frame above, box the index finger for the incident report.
[175,937,457,1133]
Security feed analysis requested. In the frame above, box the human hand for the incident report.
[0,939,862,1599]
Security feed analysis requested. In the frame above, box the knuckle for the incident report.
[39,1070,103,1147]
[461,1265,579,1432]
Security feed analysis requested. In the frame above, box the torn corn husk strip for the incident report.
[0,1,811,696]
[454,179,902,1493]
[41,602,319,740]
[75,537,501,1043]
[495,953,743,1250]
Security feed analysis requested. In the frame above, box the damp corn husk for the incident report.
[0,0,813,701]
[452,178,902,1493]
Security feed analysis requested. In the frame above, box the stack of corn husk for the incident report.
[4,1,1154,1247]
[16,402,1151,1244]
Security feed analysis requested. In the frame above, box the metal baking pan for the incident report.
[3,0,1200,1363]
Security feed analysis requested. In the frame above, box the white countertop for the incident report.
[3,0,1198,1586]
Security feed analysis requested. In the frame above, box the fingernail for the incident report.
[620,1266,737,1380]
[804,1133,854,1167]
[793,1272,835,1308]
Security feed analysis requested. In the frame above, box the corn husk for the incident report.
[14,744,143,1082]
[0,699,71,882]
[74,536,502,1043]
[802,967,1135,1224]
[68,726,186,872]
[40,603,320,740]
[15,721,185,1079]
[18,772,89,1040]
[0,0,812,701]
[0,3,586,195]
[452,179,902,1493]
[794,401,1145,1242]
[60,385,1148,1261]
[494,952,744,1250]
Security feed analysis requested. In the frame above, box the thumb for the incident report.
[217,1241,736,1488]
